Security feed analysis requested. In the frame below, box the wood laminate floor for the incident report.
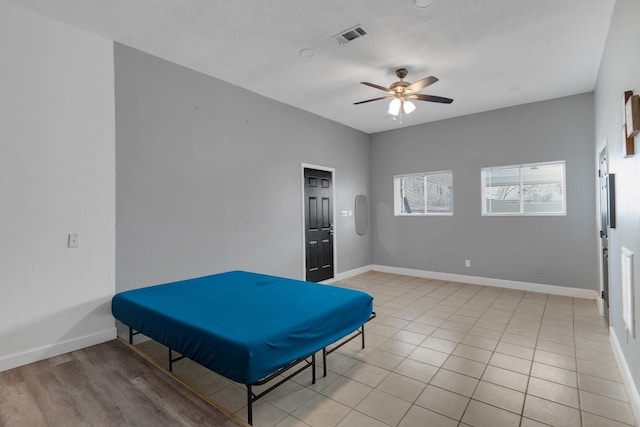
[0,339,246,427]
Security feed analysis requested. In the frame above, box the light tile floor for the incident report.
[135,271,638,427]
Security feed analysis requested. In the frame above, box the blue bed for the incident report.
[112,270,374,423]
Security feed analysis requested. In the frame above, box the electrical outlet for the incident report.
[68,234,79,248]
[536,266,543,274]
[465,259,471,268]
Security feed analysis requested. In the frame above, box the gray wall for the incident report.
[594,0,640,397]
[115,44,370,291]
[0,2,116,370]
[371,93,598,289]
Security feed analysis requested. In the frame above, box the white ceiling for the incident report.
[4,0,616,134]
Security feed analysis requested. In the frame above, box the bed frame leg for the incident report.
[323,348,327,378]
[127,327,141,345]
[322,323,365,376]
[311,353,316,385]
[169,348,173,372]
[247,385,253,425]
[322,317,371,378]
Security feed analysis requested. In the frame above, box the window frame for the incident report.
[394,170,454,217]
[481,160,567,217]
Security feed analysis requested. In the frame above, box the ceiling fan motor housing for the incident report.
[390,81,410,93]
[391,69,411,96]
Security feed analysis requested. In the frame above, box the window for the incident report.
[394,170,453,216]
[482,161,566,216]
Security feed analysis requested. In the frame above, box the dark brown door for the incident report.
[304,168,334,282]
[598,147,610,321]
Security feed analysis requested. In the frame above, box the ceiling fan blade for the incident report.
[409,93,454,104]
[354,96,392,105]
[360,82,393,93]
[406,76,439,93]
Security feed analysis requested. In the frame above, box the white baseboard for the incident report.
[331,264,598,300]
[327,265,375,283]
[596,295,605,317]
[609,327,640,426]
[0,327,117,372]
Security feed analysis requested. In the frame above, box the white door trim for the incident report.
[301,163,337,281]
[596,138,608,317]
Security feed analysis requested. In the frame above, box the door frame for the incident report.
[301,163,337,281]
[596,139,609,318]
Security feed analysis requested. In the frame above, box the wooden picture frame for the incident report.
[623,91,636,157]
[626,95,640,137]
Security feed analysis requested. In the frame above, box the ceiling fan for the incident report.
[354,68,453,119]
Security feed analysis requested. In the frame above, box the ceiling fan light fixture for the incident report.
[403,100,416,114]
[388,98,402,116]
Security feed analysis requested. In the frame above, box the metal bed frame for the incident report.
[127,312,376,425]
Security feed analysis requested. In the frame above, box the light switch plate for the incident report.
[68,234,79,248]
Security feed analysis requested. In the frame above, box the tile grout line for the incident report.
[134,273,634,427]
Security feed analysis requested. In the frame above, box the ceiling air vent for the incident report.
[333,25,367,45]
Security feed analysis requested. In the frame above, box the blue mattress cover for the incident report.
[112,270,373,384]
